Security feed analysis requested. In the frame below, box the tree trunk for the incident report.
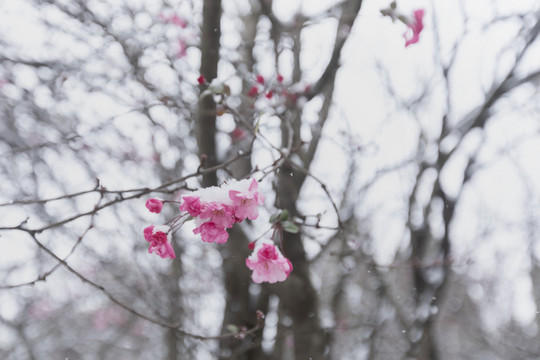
[197,0,221,188]
[274,161,328,359]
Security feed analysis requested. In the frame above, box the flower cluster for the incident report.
[180,178,265,243]
[143,178,293,283]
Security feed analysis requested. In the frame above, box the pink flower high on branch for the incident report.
[403,9,424,47]
[381,3,425,47]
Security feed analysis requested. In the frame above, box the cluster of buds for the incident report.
[245,73,311,111]
[143,178,293,283]
[246,73,300,101]
[247,74,276,99]
[197,73,309,117]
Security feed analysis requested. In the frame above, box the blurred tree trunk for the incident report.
[197,0,221,188]
[532,261,540,336]
[166,244,185,360]
[275,160,328,359]
[196,1,264,358]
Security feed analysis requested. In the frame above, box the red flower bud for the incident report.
[247,85,259,98]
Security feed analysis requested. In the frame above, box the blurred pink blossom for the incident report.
[404,9,424,47]
[93,307,126,330]
[160,13,187,28]
[230,127,247,142]
[247,85,259,98]
[177,39,187,58]
[28,300,55,319]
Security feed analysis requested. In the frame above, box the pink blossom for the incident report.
[277,74,284,83]
[246,239,292,283]
[143,225,154,241]
[144,225,176,259]
[179,196,201,217]
[160,13,187,28]
[93,307,126,330]
[29,300,55,319]
[193,222,229,243]
[145,198,163,214]
[177,39,187,58]
[169,14,187,28]
[247,85,259,98]
[230,127,247,142]
[176,178,265,243]
[256,75,265,85]
[283,90,298,104]
[130,321,145,337]
[199,201,235,228]
[229,179,265,221]
[404,9,424,47]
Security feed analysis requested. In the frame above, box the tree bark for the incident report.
[274,161,328,359]
[197,0,221,188]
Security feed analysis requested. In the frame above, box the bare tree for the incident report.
[1,0,540,359]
